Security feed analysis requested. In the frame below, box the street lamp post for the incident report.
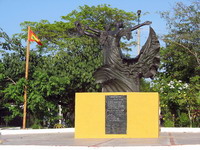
[137,10,141,54]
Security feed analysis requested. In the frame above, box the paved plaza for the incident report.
[0,128,200,150]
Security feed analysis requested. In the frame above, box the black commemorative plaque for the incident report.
[105,95,127,134]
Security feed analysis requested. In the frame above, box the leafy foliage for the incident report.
[0,5,138,128]
[153,77,200,127]
[160,1,200,81]
[156,0,200,127]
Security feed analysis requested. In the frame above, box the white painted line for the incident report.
[0,128,74,135]
[0,145,200,150]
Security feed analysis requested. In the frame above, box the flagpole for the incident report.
[23,26,30,129]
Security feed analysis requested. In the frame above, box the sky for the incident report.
[0,0,191,50]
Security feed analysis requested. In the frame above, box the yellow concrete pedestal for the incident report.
[75,92,159,138]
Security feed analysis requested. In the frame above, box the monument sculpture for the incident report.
[75,20,160,92]
[75,19,160,138]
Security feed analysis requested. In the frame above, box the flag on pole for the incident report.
[28,30,42,45]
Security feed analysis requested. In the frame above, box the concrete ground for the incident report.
[0,128,200,150]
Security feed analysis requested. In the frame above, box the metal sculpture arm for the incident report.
[118,21,152,38]
[74,21,100,38]
[85,26,101,35]
[130,21,152,31]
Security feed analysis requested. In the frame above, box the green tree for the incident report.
[155,0,200,127]
[19,4,139,127]
[0,4,140,127]
[160,1,200,81]
[0,28,25,126]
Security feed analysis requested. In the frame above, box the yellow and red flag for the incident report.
[28,30,42,45]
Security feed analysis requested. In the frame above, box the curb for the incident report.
[0,128,74,135]
[1,128,200,135]
[161,127,200,133]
